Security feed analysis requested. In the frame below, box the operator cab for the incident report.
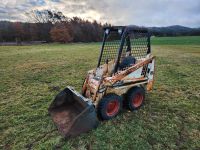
[97,26,151,76]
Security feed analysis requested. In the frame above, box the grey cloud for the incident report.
[0,0,199,27]
[91,0,200,27]
[0,7,7,13]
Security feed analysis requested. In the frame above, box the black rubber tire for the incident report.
[97,93,122,120]
[119,56,136,70]
[125,87,145,111]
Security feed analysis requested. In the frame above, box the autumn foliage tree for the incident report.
[50,23,73,43]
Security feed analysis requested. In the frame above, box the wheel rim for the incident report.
[106,100,120,116]
[132,93,143,108]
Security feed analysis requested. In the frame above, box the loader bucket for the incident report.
[48,87,99,138]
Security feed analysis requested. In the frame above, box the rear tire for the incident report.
[97,94,122,120]
[125,87,145,111]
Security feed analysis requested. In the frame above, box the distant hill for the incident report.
[149,25,200,36]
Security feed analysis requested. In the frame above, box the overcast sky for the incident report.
[0,0,200,27]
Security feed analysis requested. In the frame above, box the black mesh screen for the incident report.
[99,29,149,66]
[128,31,149,59]
[99,31,122,65]
[141,64,149,77]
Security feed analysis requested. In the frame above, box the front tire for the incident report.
[125,87,145,111]
[97,94,122,120]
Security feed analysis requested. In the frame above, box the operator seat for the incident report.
[119,56,136,70]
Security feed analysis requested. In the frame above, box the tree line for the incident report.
[0,10,105,43]
[0,10,199,44]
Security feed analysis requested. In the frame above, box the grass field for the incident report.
[0,36,200,149]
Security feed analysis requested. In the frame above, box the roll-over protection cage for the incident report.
[97,26,151,73]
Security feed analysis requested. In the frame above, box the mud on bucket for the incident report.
[48,87,99,138]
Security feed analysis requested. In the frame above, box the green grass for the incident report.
[152,36,200,45]
[0,36,200,149]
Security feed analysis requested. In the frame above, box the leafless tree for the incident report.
[26,10,69,24]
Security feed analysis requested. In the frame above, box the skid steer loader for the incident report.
[48,26,156,138]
